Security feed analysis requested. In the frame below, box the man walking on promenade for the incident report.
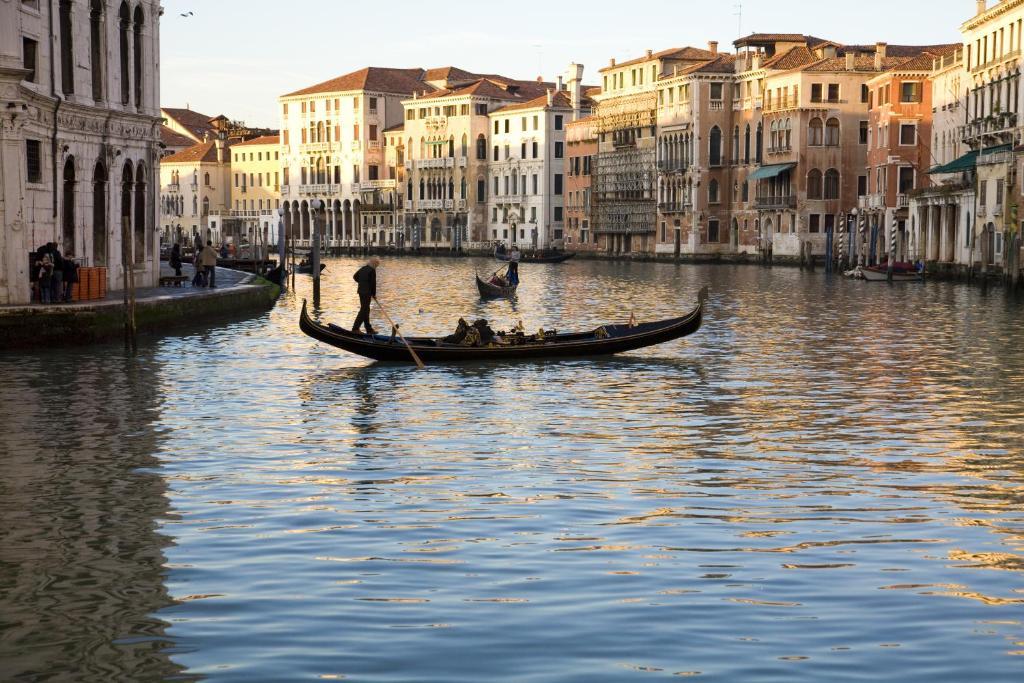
[352,257,379,335]
[199,240,219,288]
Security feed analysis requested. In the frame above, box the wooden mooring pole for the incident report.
[121,216,137,351]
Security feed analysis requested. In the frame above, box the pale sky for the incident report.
[160,0,969,128]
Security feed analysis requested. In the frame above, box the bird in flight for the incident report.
[180,11,194,17]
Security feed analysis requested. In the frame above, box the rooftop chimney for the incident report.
[566,62,584,121]
[557,75,564,91]
[546,89,553,106]
[875,42,887,70]
[708,41,719,55]
[846,52,856,71]
[646,49,654,58]
[609,58,616,67]
[977,0,987,15]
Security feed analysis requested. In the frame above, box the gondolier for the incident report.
[352,257,380,335]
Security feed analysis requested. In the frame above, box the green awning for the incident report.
[748,163,796,181]
[928,145,1012,175]
[928,150,978,175]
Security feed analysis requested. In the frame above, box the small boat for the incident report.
[299,287,707,363]
[476,273,517,299]
[859,263,923,282]
[496,251,576,264]
[297,261,327,275]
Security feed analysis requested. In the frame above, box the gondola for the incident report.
[297,262,327,275]
[496,251,576,264]
[476,273,517,298]
[299,287,708,363]
[858,263,923,282]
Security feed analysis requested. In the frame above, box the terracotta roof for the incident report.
[600,46,717,73]
[232,135,279,147]
[162,107,216,140]
[684,54,737,75]
[384,123,405,133]
[841,43,960,58]
[424,66,479,84]
[160,125,194,149]
[734,34,833,48]
[805,54,923,72]
[489,90,591,114]
[284,67,430,97]
[416,78,528,102]
[762,46,820,70]
[161,140,231,164]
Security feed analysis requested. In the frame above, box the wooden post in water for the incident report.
[311,199,323,308]
[121,216,136,351]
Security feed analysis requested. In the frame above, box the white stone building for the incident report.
[0,0,162,305]
[486,85,590,250]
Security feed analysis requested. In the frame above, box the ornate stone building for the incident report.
[1,0,163,305]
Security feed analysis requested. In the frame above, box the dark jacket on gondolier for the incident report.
[353,265,376,297]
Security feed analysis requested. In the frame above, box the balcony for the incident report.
[971,48,1021,73]
[657,201,691,213]
[766,144,793,155]
[755,195,797,209]
[457,199,467,211]
[457,156,468,168]
[281,185,291,196]
[896,194,910,209]
[298,183,339,196]
[444,199,454,210]
[413,158,453,170]
[367,140,381,151]
[858,193,886,210]
[300,141,331,153]
[167,183,180,192]
[959,112,1017,144]
[657,161,688,173]
[420,199,443,210]
[709,100,724,111]
[404,200,413,210]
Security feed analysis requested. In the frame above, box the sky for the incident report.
[160,0,971,128]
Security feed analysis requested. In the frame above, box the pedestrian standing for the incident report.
[351,257,380,335]
[38,253,53,304]
[169,243,183,277]
[63,258,78,302]
[199,240,219,288]
[49,243,64,304]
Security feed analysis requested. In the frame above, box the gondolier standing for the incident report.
[352,257,380,335]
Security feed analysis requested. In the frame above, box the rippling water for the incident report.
[2,257,1023,682]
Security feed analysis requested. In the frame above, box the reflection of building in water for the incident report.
[0,353,182,680]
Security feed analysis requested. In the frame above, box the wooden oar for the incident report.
[374,299,426,369]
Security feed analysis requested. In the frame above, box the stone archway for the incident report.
[92,161,108,266]
[63,157,76,257]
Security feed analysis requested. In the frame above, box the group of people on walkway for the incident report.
[169,239,221,288]
[33,242,78,304]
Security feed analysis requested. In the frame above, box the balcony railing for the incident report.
[404,200,413,210]
[281,185,291,196]
[657,201,692,213]
[709,100,724,111]
[298,183,339,196]
[300,141,331,153]
[167,183,180,192]
[657,161,688,173]
[367,140,381,151]
[755,195,797,209]
[413,158,454,170]
[355,179,397,190]
[420,199,443,209]
[896,194,910,209]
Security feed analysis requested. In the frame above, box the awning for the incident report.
[928,150,978,175]
[748,163,796,181]
[928,145,1012,174]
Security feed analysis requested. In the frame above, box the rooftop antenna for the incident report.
[733,3,743,40]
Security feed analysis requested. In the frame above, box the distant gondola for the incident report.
[297,262,327,275]
[476,273,517,298]
[299,287,707,363]
[496,251,576,264]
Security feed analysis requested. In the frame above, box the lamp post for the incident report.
[311,199,323,305]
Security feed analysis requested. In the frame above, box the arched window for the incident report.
[808,118,824,146]
[448,136,455,158]
[824,168,840,199]
[755,123,763,163]
[448,177,455,199]
[784,118,792,148]
[93,162,108,265]
[493,145,499,162]
[203,172,210,187]
[460,176,467,199]
[59,0,74,95]
[807,169,823,199]
[63,158,76,255]
[709,178,720,204]
[202,196,210,216]
[770,120,779,150]
[744,124,751,164]
[90,0,104,101]
[419,178,425,200]
[118,3,131,105]
[133,7,145,108]
[825,118,840,146]
[476,135,486,160]
[461,134,468,157]
[317,122,324,142]
[732,126,740,163]
[709,126,722,166]
[192,195,198,217]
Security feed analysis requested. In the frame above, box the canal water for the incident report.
[2,257,1023,682]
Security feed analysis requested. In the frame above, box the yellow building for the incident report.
[220,135,282,253]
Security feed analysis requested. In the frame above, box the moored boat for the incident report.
[476,273,517,298]
[297,262,327,275]
[859,263,923,282]
[299,287,708,363]
[496,251,576,264]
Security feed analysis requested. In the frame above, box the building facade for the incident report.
[1,0,162,305]
[565,115,597,250]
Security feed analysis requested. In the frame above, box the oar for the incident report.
[374,299,426,369]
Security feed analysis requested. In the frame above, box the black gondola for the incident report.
[297,262,327,275]
[299,287,707,363]
[496,251,576,264]
[476,273,517,298]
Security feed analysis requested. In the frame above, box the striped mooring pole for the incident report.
[859,215,867,266]
[887,214,898,281]
[837,214,847,267]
